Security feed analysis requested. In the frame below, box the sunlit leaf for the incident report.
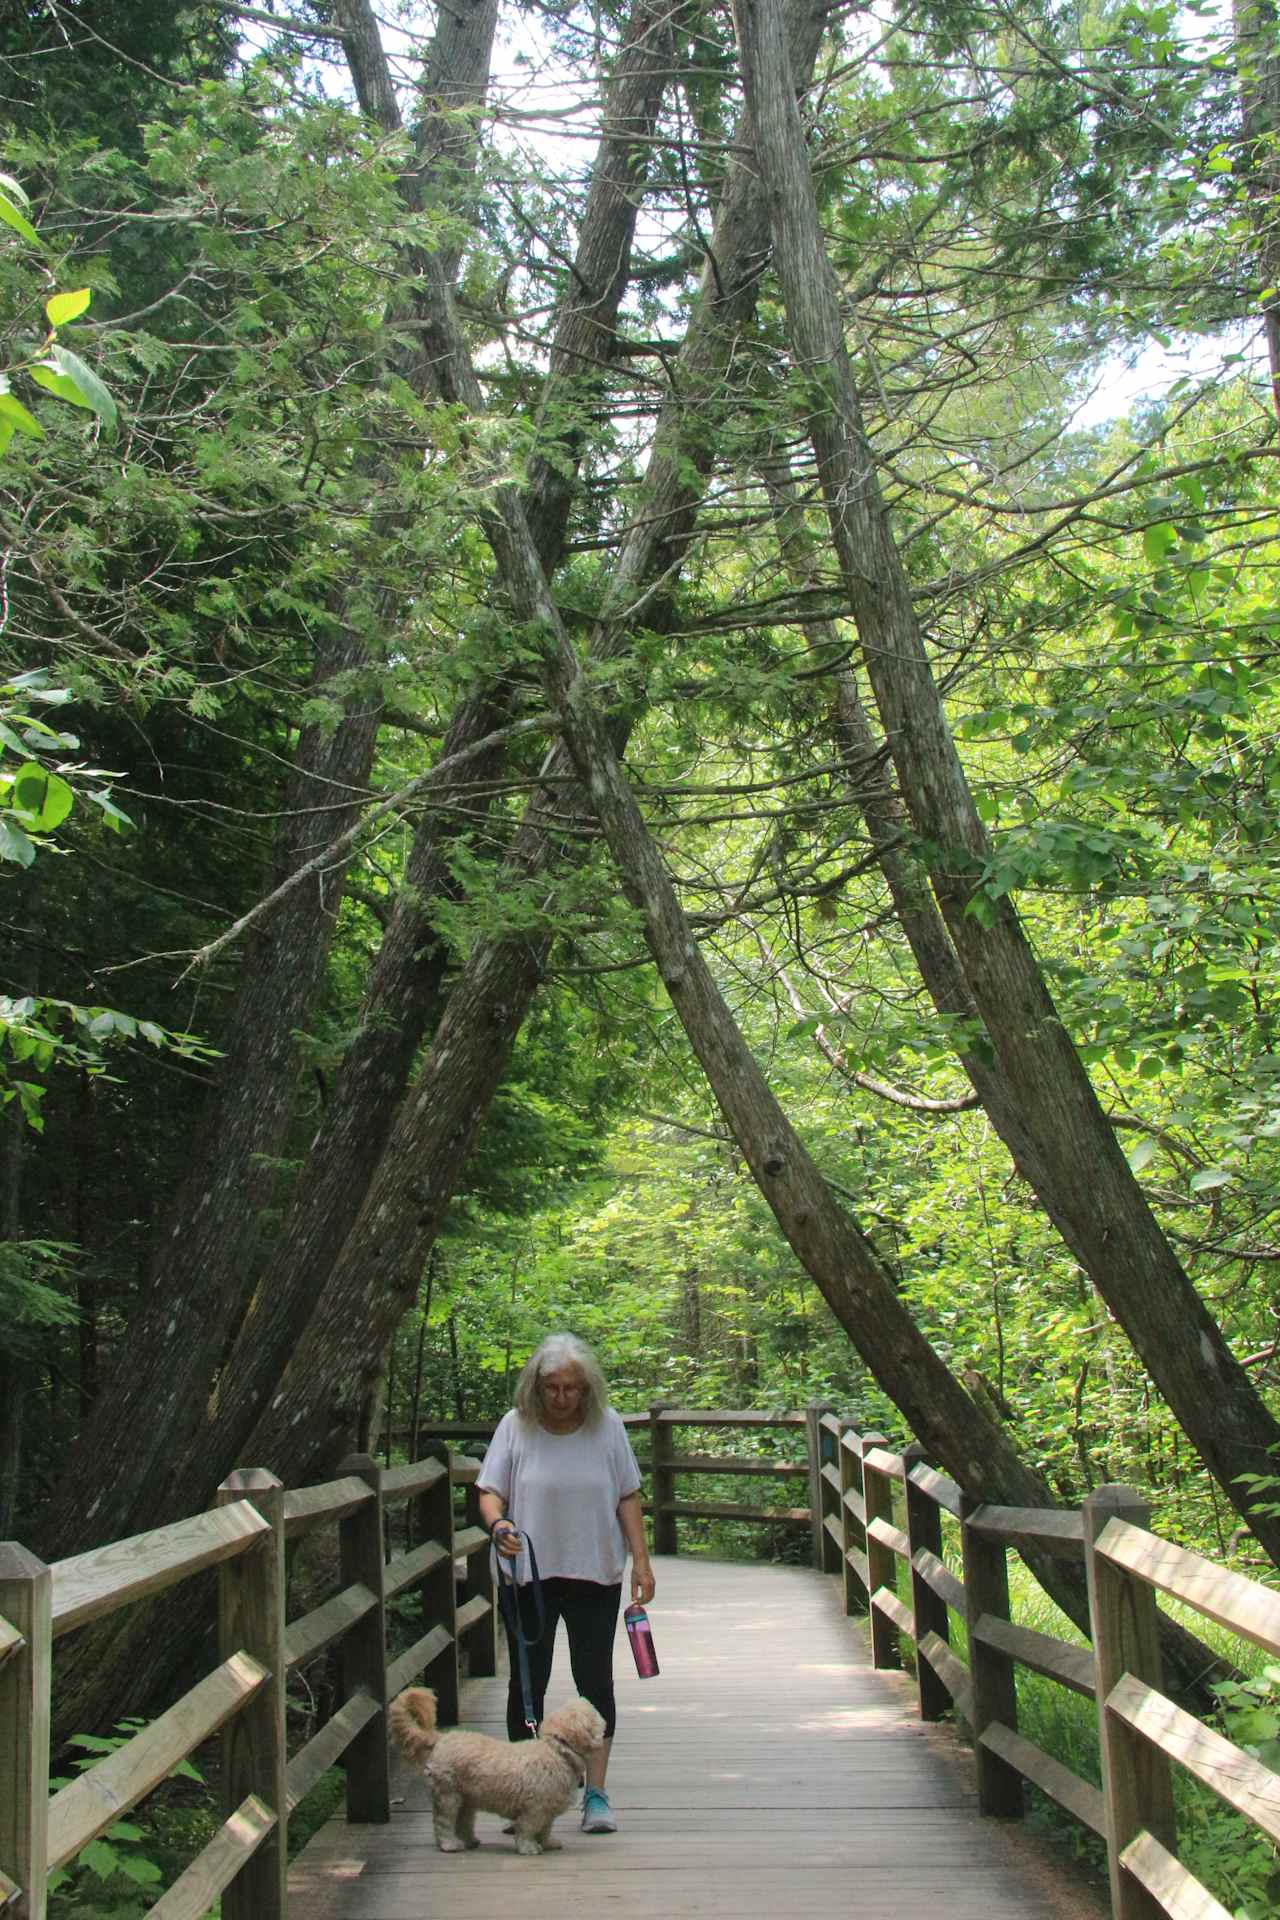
[46,287,92,327]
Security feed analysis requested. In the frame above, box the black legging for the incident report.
[502,1576,622,1742]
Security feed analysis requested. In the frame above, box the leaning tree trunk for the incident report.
[38,620,384,1562]
[35,0,506,1570]
[732,0,1280,1568]
[46,0,709,1736]
[364,179,1217,1695]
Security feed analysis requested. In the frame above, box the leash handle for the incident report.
[493,1527,544,1736]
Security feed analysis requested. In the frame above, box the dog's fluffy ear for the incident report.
[544,1697,607,1754]
[388,1687,439,1762]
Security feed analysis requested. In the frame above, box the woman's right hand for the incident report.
[491,1520,522,1558]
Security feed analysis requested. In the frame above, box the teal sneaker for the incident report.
[581,1788,617,1833]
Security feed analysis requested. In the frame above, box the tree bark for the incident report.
[733,0,1280,1564]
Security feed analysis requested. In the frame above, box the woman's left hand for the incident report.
[631,1558,656,1605]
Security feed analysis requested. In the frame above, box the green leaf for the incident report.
[0,818,36,868]
[0,391,44,439]
[1127,1137,1158,1173]
[87,787,133,832]
[46,287,92,327]
[1190,1167,1232,1193]
[118,1854,163,1886]
[12,764,74,831]
[1143,522,1177,565]
[0,189,41,248]
[48,344,116,432]
[78,1838,119,1879]
[786,1013,822,1040]
[28,363,91,411]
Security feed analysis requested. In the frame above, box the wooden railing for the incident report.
[0,1444,496,1920]
[10,1406,1278,1920]
[408,1405,824,1564]
[814,1413,1280,1920]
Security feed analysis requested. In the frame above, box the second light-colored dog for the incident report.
[389,1686,607,1856]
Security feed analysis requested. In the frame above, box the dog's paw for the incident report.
[465,1837,481,1850]
[514,1837,544,1856]
[437,1837,468,1853]
[542,1837,563,1851]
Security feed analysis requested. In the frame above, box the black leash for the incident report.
[493,1528,545,1737]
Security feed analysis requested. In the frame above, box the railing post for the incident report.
[649,1404,677,1556]
[860,1433,899,1669]
[960,1493,1022,1817]
[0,1544,51,1920]
[1084,1484,1176,1920]
[217,1470,287,1920]
[463,1480,497,1678]
[838,1421,866,1614]
[338,1453,391,1823]
[805,1403,839,1574]
[903,1443,949,1723]
[415,1439,460,1727]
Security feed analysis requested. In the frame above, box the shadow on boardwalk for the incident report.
[288,1555,1107,1919]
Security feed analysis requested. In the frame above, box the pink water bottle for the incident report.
[624,1603,659,1678]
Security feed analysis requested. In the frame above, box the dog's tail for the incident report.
[388,1687,440,1762]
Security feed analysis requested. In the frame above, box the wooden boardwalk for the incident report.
[288,1555,1104,1919]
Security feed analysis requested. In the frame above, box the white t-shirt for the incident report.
[477,1407,642,1585]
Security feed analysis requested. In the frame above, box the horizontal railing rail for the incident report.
[0,1442,496,1920]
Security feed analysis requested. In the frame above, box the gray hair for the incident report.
[513,1333,609,1428]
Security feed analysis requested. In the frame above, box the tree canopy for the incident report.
[3,0,1279,1728]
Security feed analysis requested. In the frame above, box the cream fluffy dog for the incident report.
[389,1686,607,1856]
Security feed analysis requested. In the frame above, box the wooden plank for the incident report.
[819,1413,842,1437]
[917,1629,973,1721]
[0,1615,23,1669]
[282,1477,373,1541]
[820,1462,842,1494]
[453,1525,487,1560]
[147,1794,276,1920]
[666,1501,810,1524]
[872,1586,915,1639]
[867,1516,911,1561]
[337,1455,389,1823]
[455,1593,491,1635]
[386,1623,453,1700]
[48,1653,268,1869]
[669,1453,809,1478]
[51,1502,268,1637]
[966,1505,1084,1557]
[0,1864,19,1906]
[843,1485,866,1526]
[823,1513,842,1549]
[864,1446,906,1482]
[974,1614,1095,1699]
[1109,1672,1280,1843]
[908,1461,963,1519]
[286,1693,381,1814]
[846,1543,870,1591]
[1119,1831,1232,1920]
[1096,1518,1280,1659]
[980,1722,1106,1836]
[381,1459,446,1502]
[911,1548,965,1615]
[284,1583,379,1670]
[384,1539,448,1600]
[450,1458,481,1486]
[654,1410,805,1427]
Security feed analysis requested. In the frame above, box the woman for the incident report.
[476,1332,655,1835]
